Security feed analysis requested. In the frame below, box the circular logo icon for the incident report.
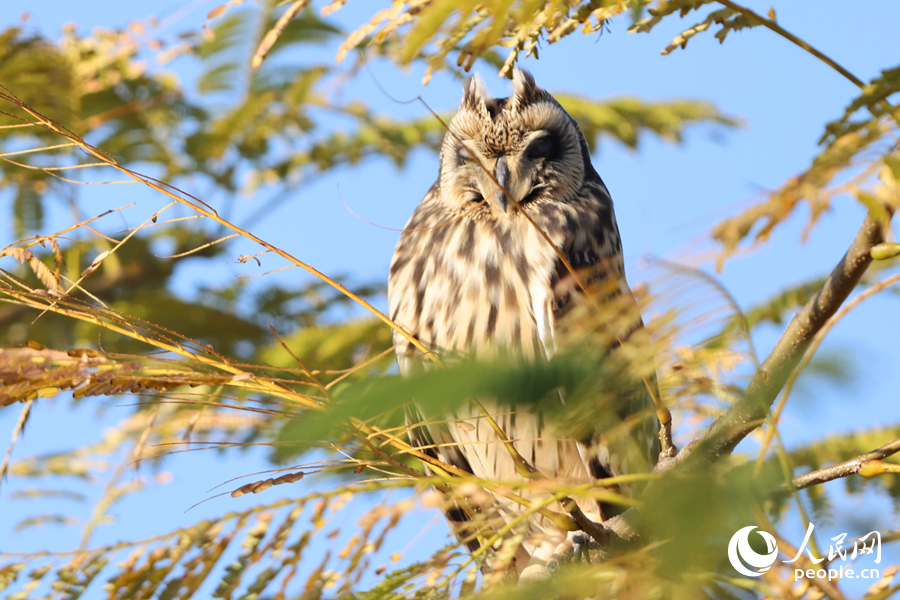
[728,526,778,577]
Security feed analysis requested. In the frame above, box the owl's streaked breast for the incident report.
[389,185,609,368]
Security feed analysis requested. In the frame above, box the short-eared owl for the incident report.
[388,68,659,578]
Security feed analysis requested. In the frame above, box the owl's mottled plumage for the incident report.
[388,69,658,577]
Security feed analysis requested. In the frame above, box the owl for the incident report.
[388,68,659,580]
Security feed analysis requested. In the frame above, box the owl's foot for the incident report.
[519,532,596,584]
[538,531,593,575]
[571,533,591,564]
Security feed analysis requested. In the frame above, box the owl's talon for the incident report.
[572,541,584,563]
[572,533,590,564]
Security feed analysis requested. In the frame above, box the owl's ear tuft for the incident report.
[510,67,541,108]
[462,74,490,114]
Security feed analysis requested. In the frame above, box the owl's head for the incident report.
[439,68,591,218]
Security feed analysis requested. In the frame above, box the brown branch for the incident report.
[792,437,900,490]
[756,272,900,465]
[585,434,900,571]
[689,213,887,463]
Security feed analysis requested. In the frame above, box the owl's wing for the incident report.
[547,175,661,486]
[549,177,626,321]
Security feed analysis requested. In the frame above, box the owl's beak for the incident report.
[489,156,512,215]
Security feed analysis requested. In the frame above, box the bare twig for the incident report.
[792,437,900,490]
[79,409,158,550]
[159,234,239,259]
[756,272,900,467]
[0,399,34,490]
[690,214,888,462]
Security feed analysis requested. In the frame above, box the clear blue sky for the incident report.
[1,0,898,595]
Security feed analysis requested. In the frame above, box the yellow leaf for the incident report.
[207,5,226,19]
[90,250,110,268]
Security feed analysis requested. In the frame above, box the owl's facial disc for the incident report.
[472,131,557,216]
[441,68,586,217]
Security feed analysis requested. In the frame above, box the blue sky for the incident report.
[1,0,899,595]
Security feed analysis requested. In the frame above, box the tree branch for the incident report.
[792,437,900,490]
[582,436,900,560]
[691,213,888,462]
[558,213,893,553]
[756,272,900,464]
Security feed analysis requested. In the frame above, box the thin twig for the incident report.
[0,399,34,490]
[79,409,158,551]
[792,437,900,490]
[30,202,178,324]
[251,0,313,69]
[159,234,239,259]
[4,204,134,251]
[0,142,78,158]
[324,345,396,390]
[0,87,439,367]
